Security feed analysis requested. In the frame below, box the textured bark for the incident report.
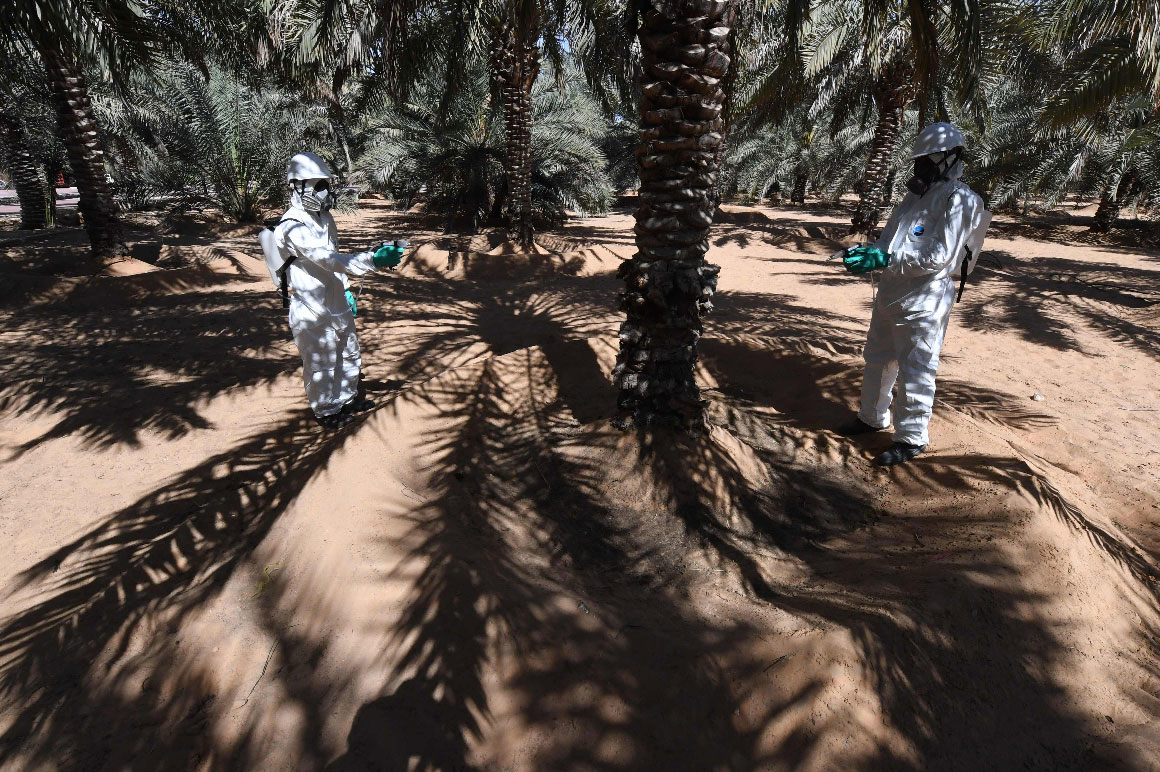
[1091,171,1138,233]
[881,167,896,207]
[41,48,125,257]
[791,165,807,205]
[612,0,735,433]
[850,60,915,237]
[1091,194,1119,234]
[491,24,537,249]
[0,114,55,230]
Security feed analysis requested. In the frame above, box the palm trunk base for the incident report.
[791,170,807,205]
[1091,196,1119,233]
[1090,171,1136,234]
[851,201,885,236]
[0,116,54,231]
[613,0,736,434]
[43,47,126,258]
[613,258,720,433]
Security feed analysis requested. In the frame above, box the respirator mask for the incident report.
[906,147,962,196]
[295,179,337,212]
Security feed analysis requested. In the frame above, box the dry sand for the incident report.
[0,199,1158,770]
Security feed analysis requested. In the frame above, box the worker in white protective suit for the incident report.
[259,152,407,429]
[837,123,990,465]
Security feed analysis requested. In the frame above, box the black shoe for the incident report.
[344,396,376,414]
[875,442,926,466]
[316,411,355,430]
[837,416,886,437]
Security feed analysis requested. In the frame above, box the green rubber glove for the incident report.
[345,289,357,317]
[372,243,405,269]
[843,246,892,275]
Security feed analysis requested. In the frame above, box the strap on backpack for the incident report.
[956,246,973,303]
[268,218,297,309]
[277,257,296,308]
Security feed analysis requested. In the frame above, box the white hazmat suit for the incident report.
[261,153,380,419]
[856,125,986,450]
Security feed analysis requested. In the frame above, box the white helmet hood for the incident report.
[287,152,337,213]
[911,122,965,159]
[287,151,334,183]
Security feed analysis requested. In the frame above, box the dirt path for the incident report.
[1,200,1158,770]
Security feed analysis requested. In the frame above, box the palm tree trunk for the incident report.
[491,24,537,249]
[41,48,125,258]
[1091,171,1137,233]
[43,167,59,226]
[0,114,55,230]
[613,0,736,433]
[791,165,807,205]
[881,167,897,207]
[1092,194,1119,233]
[851,60,914,237]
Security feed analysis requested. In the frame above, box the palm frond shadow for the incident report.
[0,408,376,769]
[956,249,1160,360]
[0,265,1154,769]
[0,288,295,454]
[329,281,1135,768]
[711,212,851,255]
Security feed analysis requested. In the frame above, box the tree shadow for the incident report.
[986,215,1160,257]
[0,286,294,454]
[1,257,1156,771]
[957,250,1160,361]
[699,334,1055,437]
[0,407,378,770]
[711,212,850,256]
[318,297,1136,769]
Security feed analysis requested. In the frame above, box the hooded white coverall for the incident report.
[272,198,378,417]
[857,162,984,446]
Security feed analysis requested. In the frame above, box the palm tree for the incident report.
[790,1,920,235]
[1091,170,1140,233]
[722,108,809,203]
[776,0,1006,234]
[612,0,737,433]
[481,0,633,247]
[489,18,539,247]
[1,1,153,258]
[102,62,317,223]
[362,62,613,233]
[967,60,1160,230]
[0,60,64,229]
[275,0,628,249]
[1043,0,1160,123]
[3,0,261,257]
[851,56,916,234]
[41,48,130,256]
[0,114,56,230]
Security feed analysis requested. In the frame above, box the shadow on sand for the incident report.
[0,243,1157,770]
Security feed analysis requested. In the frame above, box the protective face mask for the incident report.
[299,179,337,212]
[906,155,942,196]
[906,149,962,196]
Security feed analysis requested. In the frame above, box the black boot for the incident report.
[316,411,356,431]
[875,442,926,466]
[837,415,886,436]
[344,396,376,414]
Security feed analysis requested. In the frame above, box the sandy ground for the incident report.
[1,198,1159,770]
